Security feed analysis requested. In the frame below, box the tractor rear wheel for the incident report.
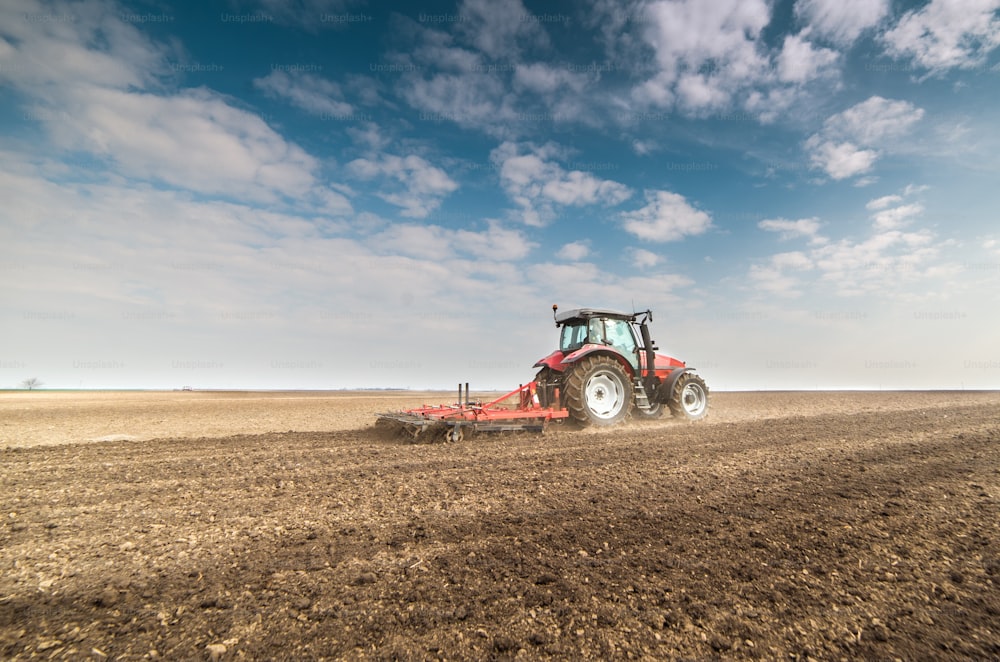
[667,373,709,421]
[564,355,633,426]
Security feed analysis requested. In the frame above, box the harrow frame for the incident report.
[376,382,569,442]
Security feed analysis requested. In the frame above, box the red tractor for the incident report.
[377,305,708,441]
[533,306,709,426]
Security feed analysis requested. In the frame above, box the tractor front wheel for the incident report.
[667,373,709,421]
[564,355,633,427]
[633,401,665,419]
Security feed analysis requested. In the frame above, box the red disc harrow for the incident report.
[376,382,569,442]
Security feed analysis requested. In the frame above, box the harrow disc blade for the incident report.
[375,413,452,443]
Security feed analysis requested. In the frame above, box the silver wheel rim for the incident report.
[681,382,707,417]
[585,371,626,419]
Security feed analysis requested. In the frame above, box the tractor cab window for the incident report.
[559,322,589,352]
[560,318,638,366]
[604,319,637,354]
[604,319,639,368]
[588,318,604,343]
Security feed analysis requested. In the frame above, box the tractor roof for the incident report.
[554,308,635,324]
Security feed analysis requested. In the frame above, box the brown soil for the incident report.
[2,390,999,660]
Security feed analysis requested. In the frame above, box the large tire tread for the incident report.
[667,373,709,421]
[564,355,633,427]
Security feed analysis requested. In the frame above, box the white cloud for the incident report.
[392,8,596,137]
[454,0,549,59]
[397,64,517,138]
[852,176,879,188]
[542,169,632,206]
[751,226,943,299]
[346,122,390,151]
[620,190,712,242]
[749,250,815,298]
[675,72,731,110]
[772,251,814,270]
[45,87,320,201]
[0,0,168,92]
[628,248,661,268]
[866,194,902,210]
[347,153,458,218]
[823,96,925,145]
[794,0,890,45]
[634,0,771,112]
[253,70,353,117]
[618,0,860,124]
[529,261,694,312]
[883,0,1000,71]
[490,141,632,226]
[750,192,953,300]
[0,0,340,206]
[631,139,658,156]
[776,32,840,84]
[368,224,452,260]
[804,137,879,180]
[0,154,559,389]
[387,0,605,135]
[758,217,826,244]
[805,96,924,180]
[743,85,802,124]
[748,263,806,298]
[871,203,924,231]
[303,186,354,218]
[455,221,536,261]
[408,28,482,74]
[557,241,591,261]
[514,62,589,95]
[368,221,534,261]
[811,229,939,296]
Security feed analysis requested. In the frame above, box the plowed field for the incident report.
[2,390,999,660]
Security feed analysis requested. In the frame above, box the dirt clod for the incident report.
[205,643,226,660]
[95,588,119,608]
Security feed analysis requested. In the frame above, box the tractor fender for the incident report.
[558,346,636,378]
[533,350,565,372]
[655,367,694,403]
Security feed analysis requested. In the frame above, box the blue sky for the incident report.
[1,0,999,390]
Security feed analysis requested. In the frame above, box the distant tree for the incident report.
[20,377,43,390]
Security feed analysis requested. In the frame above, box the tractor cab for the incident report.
[557,310,640,370]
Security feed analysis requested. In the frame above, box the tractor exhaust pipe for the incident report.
[638,319,659,397]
